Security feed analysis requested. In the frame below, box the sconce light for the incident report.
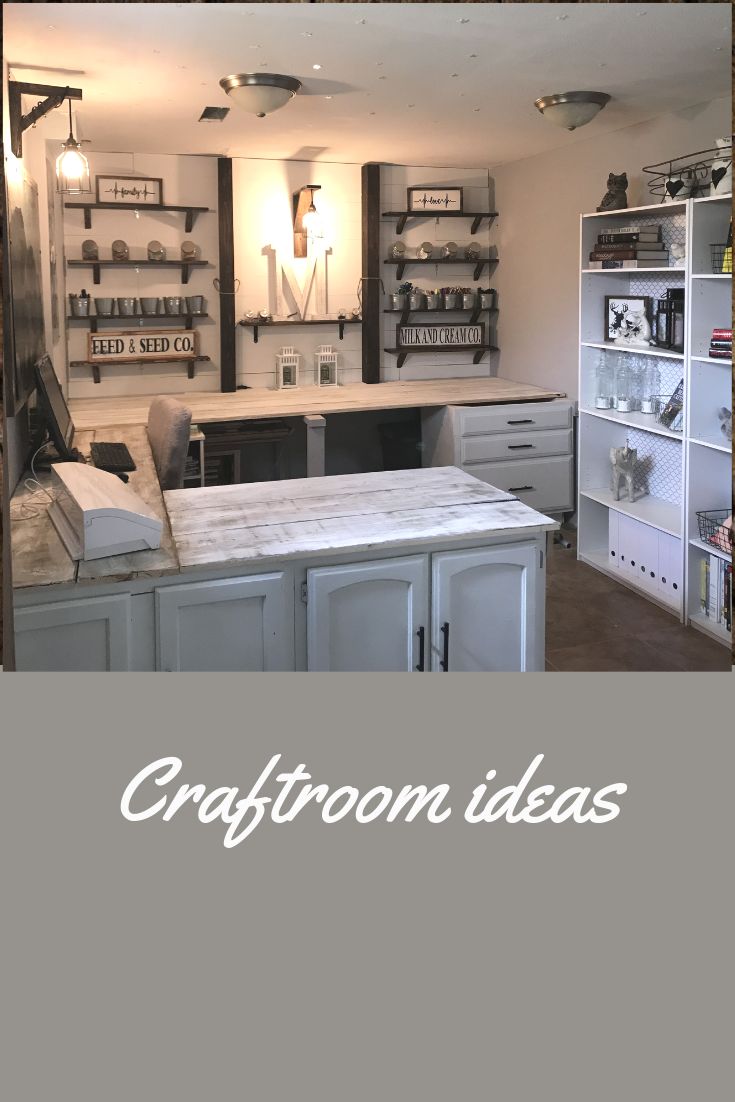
[293,185,323,257]
[8,80,83,160]
[534,91,610,131]
[56,98,91,194]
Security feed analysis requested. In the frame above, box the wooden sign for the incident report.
[407,187,463,213]
[95,175,163,205]
[87,329,199,363]
[397,323,485,348]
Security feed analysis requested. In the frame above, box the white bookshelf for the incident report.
[578,196,732,642]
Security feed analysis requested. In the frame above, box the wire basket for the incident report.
[710,243,732,274]
[696,509,733,553]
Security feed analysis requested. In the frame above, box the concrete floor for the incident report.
[546,533,731,672]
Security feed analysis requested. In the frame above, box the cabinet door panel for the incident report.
[14,594,132,671]
[156,573,294,672]
[432,544,538,671]
[307,556,429,672]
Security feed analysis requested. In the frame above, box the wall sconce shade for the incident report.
[56,98,90,193]
[220,73,302,117]
[293,185,323,257]
[534,91,611,131]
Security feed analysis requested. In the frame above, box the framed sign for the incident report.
[407,187,463,213]
[397,323,485,348]
[604,295,652,341]
[87,329,198,363]
[95,175,163,205]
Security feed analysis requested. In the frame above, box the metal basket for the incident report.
[710,244,732,274]
[696,509,733,553]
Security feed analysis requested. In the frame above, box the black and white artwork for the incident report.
[604,296,651,342]
[95,174,162,205]
[6,166,45,415]
[407,187,463,213]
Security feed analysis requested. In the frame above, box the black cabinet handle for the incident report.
[440,622,450,671]
[507,418,534,424]
[415,626,425,672]
[508,443,534,449]
[508,485,535,492]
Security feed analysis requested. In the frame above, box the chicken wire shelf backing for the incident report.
[629,272,685,300]
[625,429,682,503]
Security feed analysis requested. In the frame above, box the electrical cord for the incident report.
[9,436,58,520]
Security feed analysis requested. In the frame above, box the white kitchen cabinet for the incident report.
[156,572,294,672]
[306,555,429,672]
[431,543,539,671]
[14,594,132,672]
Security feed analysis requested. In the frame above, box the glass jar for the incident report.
[640,359,660,414]
[594,353,614,409]
[629,355,646,411]
[613,354,632,412]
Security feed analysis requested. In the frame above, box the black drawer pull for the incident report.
[507,418,534,425]
[440,622,450,672]
[415,626,425,672]
[508,444,534,449]
[508,485,534,492]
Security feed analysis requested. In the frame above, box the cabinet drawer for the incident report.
[462,427,572,464]
[458,401,572,437]
[465,455,573,514]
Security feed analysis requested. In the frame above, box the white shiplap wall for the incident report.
[232,158,363,389]
[63,151,220,399]
[380,165,497,382]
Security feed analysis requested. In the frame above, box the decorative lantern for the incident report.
[276,346,300,389]
[315,344,338,387]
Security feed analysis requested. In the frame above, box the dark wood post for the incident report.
[361,163,381,383]
[217,157,236,392]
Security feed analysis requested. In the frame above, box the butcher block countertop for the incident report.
[165,467,557,572]
[69,377,564,431]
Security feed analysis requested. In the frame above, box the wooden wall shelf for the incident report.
[384,305,497,326]
[384,345,498,371]
[383,210,498,234]
[238,318,361,343]
[71,354,211,384]
[384,257,498,281]
[67,259,208,285]
[67,313,209,333]
[65,202,210,232]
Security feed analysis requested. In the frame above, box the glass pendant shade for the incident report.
[56,101,90,194]
[220,73,301,117]
[534,91,610,131]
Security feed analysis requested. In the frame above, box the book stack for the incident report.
[700,554,732,634]
[709,328,732,360]
[588,225,668,269]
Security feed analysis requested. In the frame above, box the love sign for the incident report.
[87,329,199,363]
[407,187,463,213]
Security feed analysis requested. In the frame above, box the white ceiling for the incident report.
[5,2,731,168]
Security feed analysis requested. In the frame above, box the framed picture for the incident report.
[604,295,652,342]
[95,175,163,205]
[407,187,463,213]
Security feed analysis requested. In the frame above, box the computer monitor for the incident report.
[34,354,75,458]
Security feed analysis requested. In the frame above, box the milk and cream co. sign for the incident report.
[396,323,485,348]
[87,330,199,363]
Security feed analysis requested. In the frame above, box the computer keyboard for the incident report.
[90,441,137,473]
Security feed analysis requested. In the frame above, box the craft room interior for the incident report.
[1,2,732,673]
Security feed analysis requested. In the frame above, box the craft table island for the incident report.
[12,444,557,671]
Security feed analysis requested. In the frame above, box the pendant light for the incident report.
[56,98,90,193]
[220,73,302,118]
[534,91,611,131]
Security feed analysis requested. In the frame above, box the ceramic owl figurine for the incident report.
[710,137,732,196]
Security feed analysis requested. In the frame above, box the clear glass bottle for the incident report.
[629,354,646,411]
[594,353,614,409]
[640,358,660,414]
[613,354,632,412]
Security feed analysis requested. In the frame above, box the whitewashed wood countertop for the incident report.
[165,466,557,571]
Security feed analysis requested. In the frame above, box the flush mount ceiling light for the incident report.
[534,91,611,131]
[220,72,301,117]
[56,97,91,193]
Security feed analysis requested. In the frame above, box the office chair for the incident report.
[147,397,192,491]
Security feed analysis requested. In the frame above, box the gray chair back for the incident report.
[147,397,192,490]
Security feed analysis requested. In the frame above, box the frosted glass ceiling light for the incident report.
[220,73,302,117]
[56,98,90,193]
[534,91,611,131]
